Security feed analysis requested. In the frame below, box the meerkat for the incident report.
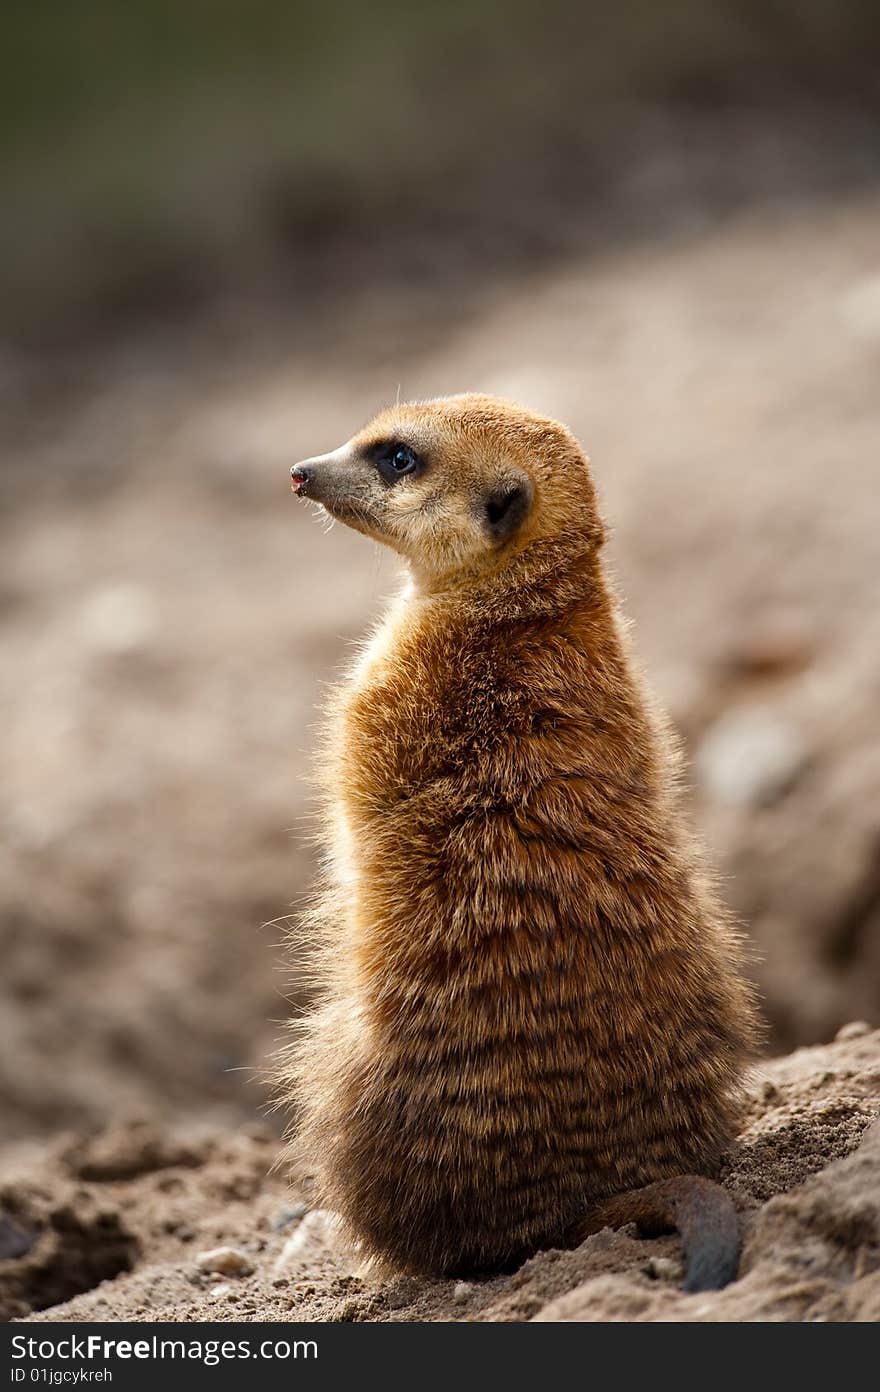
[281,394,759,1292]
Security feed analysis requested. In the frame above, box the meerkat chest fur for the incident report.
[285,394,756,1278]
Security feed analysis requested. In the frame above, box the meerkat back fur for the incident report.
[281,394,759,1285]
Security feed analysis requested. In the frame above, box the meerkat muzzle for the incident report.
[288,447,377,536]
[289,445,354,504]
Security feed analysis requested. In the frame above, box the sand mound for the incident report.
[3,1024,877,1323]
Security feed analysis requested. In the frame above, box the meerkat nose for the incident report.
[290,465,312,496]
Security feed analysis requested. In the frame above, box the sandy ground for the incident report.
[3,1024,877,1322]
[1,181,879,1321]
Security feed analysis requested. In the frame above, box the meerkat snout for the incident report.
[290,444,356,501]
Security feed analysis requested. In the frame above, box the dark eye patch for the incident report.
[369,440,423,484]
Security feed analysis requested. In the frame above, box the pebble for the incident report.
[208,1283,235,1301]
[695,706,807,808]
[274,1209,339,1271]
[452,1281,473,1304]
[645,1256,680,1280]
[195,1245,254,1277]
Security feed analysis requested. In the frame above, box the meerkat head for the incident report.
[290,394,604,587]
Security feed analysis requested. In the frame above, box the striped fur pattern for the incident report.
[280,395,759,1275]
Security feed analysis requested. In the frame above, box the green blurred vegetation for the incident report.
[2,0,879,339]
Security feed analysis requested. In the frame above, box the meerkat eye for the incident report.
[392,445,416,472]
[374,442,420,483]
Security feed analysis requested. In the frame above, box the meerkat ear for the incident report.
[483,476,533,543]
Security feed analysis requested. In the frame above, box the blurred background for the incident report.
[2,1,879,1146]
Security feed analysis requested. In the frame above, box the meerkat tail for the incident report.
[568,1176,740,1293]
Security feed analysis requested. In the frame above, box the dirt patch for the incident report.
[4,1027,877,1323]
[60,1120,206,1184]
[0,1186,138,1320]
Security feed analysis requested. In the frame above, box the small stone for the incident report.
[695,706,807,808]
[274,1210,340,1271]
[195,1245,254,1277]
[645,1256,679,1280]
[208,1283,234,1301]
[452,1281,473,1304]
[835,1021,872,1042]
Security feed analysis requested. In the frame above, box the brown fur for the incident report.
[279,394,759,1279]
